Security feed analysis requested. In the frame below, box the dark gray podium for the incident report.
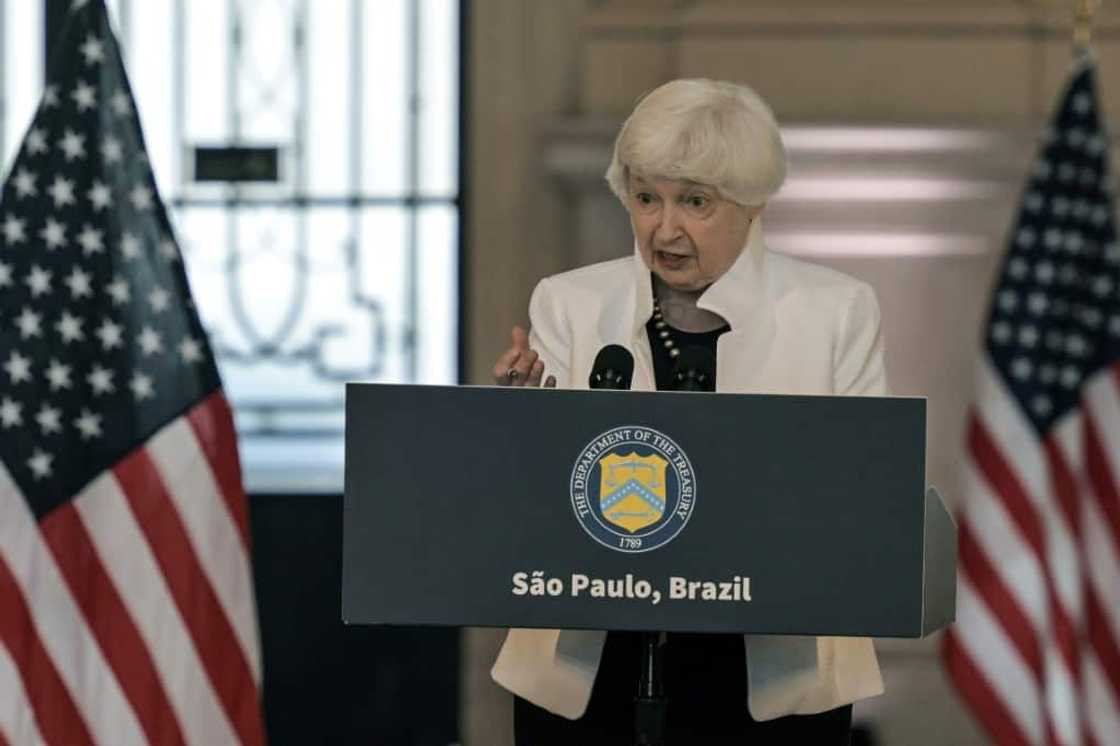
[342,384,956,639]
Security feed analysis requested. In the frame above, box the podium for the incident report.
[342,383,956,639]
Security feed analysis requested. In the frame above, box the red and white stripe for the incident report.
[945,357,1120,745]
[0,640,46,746]
[0,392,264,746]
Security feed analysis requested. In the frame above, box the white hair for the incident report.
[605,79,787,207]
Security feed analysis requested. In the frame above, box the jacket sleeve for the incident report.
[527,277,573,389]
[833,282,888,396]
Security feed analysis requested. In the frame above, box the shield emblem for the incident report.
[598,452,668,532]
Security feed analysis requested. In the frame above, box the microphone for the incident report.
[588,345,634,390]
[671,346,716,392]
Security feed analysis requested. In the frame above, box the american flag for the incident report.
[0,2,264,744]
[943,57,1120,745]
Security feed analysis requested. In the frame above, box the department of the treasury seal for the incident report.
[569,425,696,553]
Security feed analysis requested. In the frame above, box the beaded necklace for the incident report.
[650,295,682,359]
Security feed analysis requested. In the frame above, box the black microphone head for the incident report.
[671,345,716,392]
[589,345,634,390]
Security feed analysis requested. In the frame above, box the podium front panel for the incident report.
[343,384,927,637]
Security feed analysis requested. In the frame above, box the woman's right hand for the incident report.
[492,326,557,387]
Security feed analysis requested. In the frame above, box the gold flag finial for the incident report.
[1074,0,1101,51]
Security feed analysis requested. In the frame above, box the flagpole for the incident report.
[1073,0,1100,57]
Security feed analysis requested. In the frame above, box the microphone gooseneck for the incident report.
[588,345,634,390]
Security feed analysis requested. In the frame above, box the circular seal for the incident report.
[569,425,696,554]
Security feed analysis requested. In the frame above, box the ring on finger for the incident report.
[506,368,519,382]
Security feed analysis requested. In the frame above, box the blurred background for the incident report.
[10,0,1118,744]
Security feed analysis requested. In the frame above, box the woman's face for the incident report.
[627,173,759,293]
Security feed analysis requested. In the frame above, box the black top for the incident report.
[645,314,729,391]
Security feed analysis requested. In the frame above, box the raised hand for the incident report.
[492,326,556,387]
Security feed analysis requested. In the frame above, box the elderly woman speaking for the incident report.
[490,79,886,743]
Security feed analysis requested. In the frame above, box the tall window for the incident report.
[12,1,462,491]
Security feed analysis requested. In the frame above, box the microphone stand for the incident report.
[632,352,713,743]
[634,632,666,745]
[585,346,676,744]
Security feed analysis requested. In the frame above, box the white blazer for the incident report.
[491,218,888,722]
